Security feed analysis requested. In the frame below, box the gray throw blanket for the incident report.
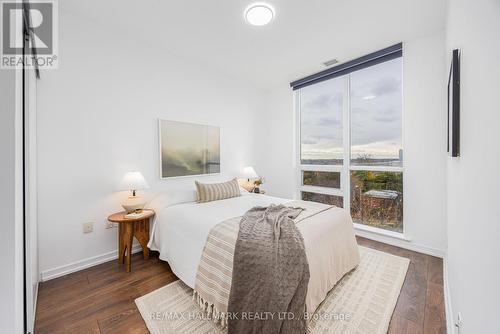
[227,204,310,334]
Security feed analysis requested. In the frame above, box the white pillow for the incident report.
[239,185,251,195]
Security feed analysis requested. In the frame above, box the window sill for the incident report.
[353,223,410,241]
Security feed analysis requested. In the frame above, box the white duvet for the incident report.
[148,192,360,314]
[148,193,289,288]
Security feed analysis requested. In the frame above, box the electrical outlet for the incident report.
[83,222,94,233]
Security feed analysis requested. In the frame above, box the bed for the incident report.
[148,190,360,318]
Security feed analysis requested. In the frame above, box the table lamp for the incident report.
[241,166,258,181]
[118,171,150,213]
[240,166,258,192]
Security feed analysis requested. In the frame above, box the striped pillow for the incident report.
[195,178,241,203]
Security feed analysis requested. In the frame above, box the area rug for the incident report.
[135,246,409,334]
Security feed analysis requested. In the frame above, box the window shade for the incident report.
[290,43,402,91]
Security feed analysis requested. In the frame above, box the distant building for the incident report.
[363,189,398,200]
[360,189,401,227]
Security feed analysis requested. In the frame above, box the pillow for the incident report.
[195,178,241,203]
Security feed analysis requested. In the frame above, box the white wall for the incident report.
[0,68,24,333]
[37,10,264,278]
[402,32,447,254]
[446,0,500,332]
[256,31,448,255]
[255,86,296,199]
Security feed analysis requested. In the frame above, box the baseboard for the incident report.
[443,256,455,334]
[355,229,446,258]
[40,244,143,281]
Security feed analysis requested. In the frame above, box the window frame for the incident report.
[294,57,405,236]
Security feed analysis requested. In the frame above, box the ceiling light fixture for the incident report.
[245,3,275,26]
[363,95,377,100]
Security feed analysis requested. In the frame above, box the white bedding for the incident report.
[148,193,360,313]
[148,193,289,288]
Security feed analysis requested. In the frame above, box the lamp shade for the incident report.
[241,166,258,179]
[118,171,149,191]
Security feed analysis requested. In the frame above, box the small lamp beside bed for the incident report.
[241,166,258,181]
[240,166,259,192]
[118,171,150,213]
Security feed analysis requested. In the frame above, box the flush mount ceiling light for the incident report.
[245,3,275,26]
[363,95,377,100]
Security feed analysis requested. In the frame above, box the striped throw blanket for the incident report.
[193,200,331,327]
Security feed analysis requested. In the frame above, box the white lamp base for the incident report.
[122,195,146,213]
[241,179,255,192]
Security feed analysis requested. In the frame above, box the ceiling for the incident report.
[63,0,446,89]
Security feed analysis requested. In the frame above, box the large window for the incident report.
[295,47,404,234]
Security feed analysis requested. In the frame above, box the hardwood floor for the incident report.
[35,237,446,333]
[357,237,446,334]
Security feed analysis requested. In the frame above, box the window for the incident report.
[294,44,404,234]
[300,77,343,165]
[302,171,340,188]
[350,59,403,167]
[301,191,344,208]
[350,171,403,232]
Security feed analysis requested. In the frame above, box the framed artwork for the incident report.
[159,119,220,178]
[447,49,460,157]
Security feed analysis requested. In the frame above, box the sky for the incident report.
[300,58,402,161]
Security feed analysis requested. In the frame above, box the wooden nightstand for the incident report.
[107,209,155,272]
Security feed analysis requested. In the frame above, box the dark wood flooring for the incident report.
[35,237,446,334]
